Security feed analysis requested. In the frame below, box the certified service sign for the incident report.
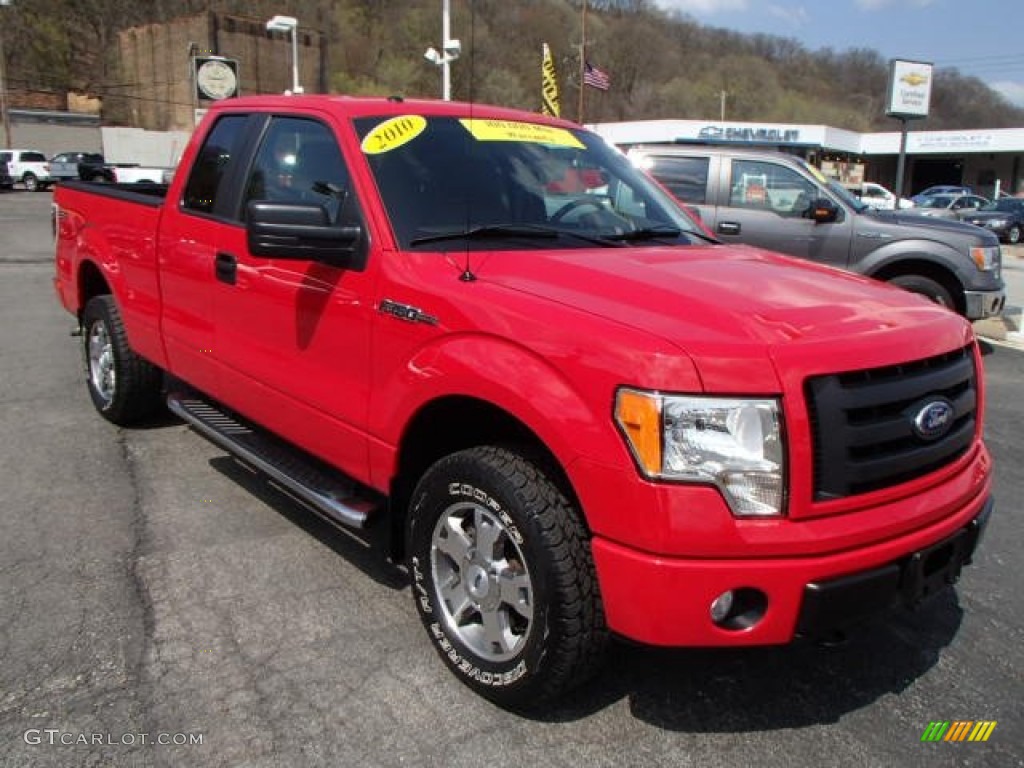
[886,59,933,119]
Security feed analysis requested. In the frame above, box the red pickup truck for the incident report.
[53,95,992,707]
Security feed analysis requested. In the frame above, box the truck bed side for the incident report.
[54,181,171,369]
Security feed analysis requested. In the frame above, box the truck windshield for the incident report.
[824,178,869,212]
[353,115,706,250]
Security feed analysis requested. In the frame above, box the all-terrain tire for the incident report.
[888,274,956,312]
[82,295,163,425]
[408,445,608,708]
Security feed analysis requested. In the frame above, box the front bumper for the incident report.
[592,494,992,647]
[964,288,1005,320]
[795,496,991,639]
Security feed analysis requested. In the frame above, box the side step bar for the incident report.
[167,391,381,529]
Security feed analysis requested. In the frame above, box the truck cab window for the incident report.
[243,117,354,225]
[182,115,247,214]
[642,155,709,204]
[730,159,817,217]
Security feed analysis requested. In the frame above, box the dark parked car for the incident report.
[0,160,12,190]
[50,152,116,182]
[961,197,1024,244]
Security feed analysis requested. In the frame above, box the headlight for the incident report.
[614,389,786,516]
[969,245,1000,271]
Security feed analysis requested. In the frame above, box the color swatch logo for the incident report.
[921,721,997,742]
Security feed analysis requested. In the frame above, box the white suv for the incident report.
[0,149,55,191]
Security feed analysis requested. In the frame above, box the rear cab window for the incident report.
[182,115,249,215]
[637,155,710,204]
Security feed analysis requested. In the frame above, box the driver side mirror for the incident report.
[246,200,367,269]
[807,198,839,224]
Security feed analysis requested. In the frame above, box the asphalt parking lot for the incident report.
[1,190,1021,767]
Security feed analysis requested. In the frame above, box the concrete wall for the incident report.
[6,111,101,157]
[100,126,192,167]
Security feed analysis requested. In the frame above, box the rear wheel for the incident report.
[888,274,956,312]
[82,295,163,425]
[1006,224,1021,244]
[408,446,607,708]
[22,173,38,192]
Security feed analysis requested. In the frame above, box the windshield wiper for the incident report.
[680,229,720,245]
[410,224,622,248]
[596,224,720,244]
[603,225,682,241]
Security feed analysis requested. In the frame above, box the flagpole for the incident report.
[578,0,587,123]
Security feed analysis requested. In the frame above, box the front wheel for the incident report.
[22,173,38,192]
[82,296,163,425]
[408,446,607,708]
[1006,224,1021,245]
[888,274,956,312]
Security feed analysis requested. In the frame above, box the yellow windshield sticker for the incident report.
[807,164,829,184]
[361,115,427,155]
[459,119,585,149]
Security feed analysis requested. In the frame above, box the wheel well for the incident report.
[78,261,111,320]
[387,396,580,560]
[871,259,964,315]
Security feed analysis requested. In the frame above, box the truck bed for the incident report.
[56,179,169,201]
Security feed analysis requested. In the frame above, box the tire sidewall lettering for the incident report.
[445,482,524,545]
[411,468,545,692]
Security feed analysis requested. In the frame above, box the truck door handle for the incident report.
[717,221,741,235]
[215,252,237,285]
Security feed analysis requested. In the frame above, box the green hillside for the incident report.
[3,0,1021,130]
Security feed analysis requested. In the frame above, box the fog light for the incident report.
[709,587,768,630]
[710,591,734,623]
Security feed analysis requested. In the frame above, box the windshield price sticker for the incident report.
[361,115,428,155]
[459,119,584,149]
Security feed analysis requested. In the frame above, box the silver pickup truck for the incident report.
[629,145,1006,320]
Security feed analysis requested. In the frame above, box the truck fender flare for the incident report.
[370,334,616,487]
[858,239,972,288]
[74,228,127,312]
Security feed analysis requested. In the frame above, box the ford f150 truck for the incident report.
[53,95,993,708]
[626,145,1006,321]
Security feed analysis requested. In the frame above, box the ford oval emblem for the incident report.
[911,399,955,441]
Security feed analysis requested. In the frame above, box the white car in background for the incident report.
[0,149,55,191]
[848,181,914,211]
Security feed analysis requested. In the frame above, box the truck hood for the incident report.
[475,243,969,374]
[862,208,993,240]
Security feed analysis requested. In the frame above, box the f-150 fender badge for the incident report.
[378,299,438,326]
[909,398,955,441]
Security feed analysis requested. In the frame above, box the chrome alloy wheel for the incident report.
[87,320,116,404]
[430,501,534,662]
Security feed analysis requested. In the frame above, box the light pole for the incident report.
[0,0,12,148]
[423,0,460,101]
[266,15,303,95]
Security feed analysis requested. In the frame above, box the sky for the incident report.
[650,0,1024,109]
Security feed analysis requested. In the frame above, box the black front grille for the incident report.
[805,346,977,501]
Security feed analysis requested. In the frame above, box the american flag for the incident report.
[583,61,611,91]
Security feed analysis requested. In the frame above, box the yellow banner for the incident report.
[541,43,560,117]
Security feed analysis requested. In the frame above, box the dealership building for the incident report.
[590,119,1024,199]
